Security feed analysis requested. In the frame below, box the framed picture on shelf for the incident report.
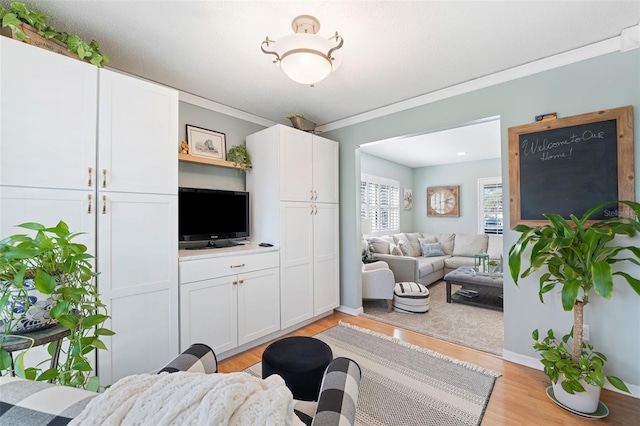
[186,125,226,160]
[403,188,413,210]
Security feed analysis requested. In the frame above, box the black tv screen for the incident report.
[178,187,249,242]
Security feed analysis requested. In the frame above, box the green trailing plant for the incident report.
[0,2,109,67]
[509,200,640,394]
[0,221,113,391]
[227,144,252,171]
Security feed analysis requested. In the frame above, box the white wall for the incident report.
[413,158,501,234]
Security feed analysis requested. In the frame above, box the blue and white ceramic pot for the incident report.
[0,278,58,333]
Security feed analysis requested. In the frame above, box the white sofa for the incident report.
[367,232,503,286]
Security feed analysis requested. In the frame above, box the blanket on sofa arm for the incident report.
[70,371,302,426]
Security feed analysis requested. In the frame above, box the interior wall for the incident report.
[324,49,640,388]
[413,158,501,234]
[178,101,265,190]
[360,152,414,233]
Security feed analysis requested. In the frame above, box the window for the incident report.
[361,174,400,235]
[478,177,503,235]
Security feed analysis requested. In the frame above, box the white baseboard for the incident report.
[503,350,640,399]
[335,305,363,316]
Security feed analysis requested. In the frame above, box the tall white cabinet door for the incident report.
[180,277,238,354]
[312,137,339,204]
[237,268,280,345]
[279,128,313,202]
[313,203,340,315]
[280,202,314,328]
[0,38,97,190]
[97,192,178,385]
[98,69,178,195]
[0,187,96,255]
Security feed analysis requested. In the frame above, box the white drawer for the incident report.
[179,251,279,284]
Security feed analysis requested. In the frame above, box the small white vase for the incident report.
[552,379,601,414]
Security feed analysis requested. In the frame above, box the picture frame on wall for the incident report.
[186,124,226,160]
[403,188,413,210]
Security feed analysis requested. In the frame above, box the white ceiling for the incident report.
[361,117,501,168]
[4,1,639,166]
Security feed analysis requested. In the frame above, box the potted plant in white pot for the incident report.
[0,221,113,391]
[508,200,640,413]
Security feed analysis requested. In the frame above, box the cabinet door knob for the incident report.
[102,169,107,188]
[232,280,238,285]
[238,280,244,284]
[230,264,245,269]
[87,194,93,214]
[88,167,93,187]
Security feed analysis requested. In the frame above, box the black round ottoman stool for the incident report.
[262,336,333,401]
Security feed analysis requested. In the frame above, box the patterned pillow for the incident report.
[397,240,412,256]
[421,242,445,257]
[389,243,403,256]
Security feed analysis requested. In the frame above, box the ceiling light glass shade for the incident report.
[275,34,342,85]
[262,15,344,86]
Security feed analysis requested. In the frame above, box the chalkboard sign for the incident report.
[509,106,634,227]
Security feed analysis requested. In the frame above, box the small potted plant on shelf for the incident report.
[508,200,640,414]
[0,2,109,67]
[285,113,317,132]
[227,144,252,171]
[0,221,113,391]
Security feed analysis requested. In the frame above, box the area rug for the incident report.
[362,281,504,355]
[245,322,501,426]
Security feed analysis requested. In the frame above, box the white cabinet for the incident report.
[179,250,280,355]
[0,39,179,387]
[0,37,97,191]
[247,125,340,329]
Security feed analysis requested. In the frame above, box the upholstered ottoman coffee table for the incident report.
[392,282,430,313]
[444,266,503,311]
[262,336,333,401]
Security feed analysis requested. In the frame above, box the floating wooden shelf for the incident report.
[178,153,242,170]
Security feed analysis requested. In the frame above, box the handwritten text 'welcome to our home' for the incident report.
[520,129,605,162]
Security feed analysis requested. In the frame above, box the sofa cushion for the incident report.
[453,233,489,257]
[417,256,446,277]
[423,233,455,255]
[405,232,423,257]
[444,256,476,270]
[389,243,403,256]
[420,242,445,257]
[487,235,503,260]
[368,236,394,254]
[393,233,415,257]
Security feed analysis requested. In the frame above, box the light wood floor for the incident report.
[219,312,639,425]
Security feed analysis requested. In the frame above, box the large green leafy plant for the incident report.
[0,221,113,391]
[0,2,109,67]
[509,200,640,394]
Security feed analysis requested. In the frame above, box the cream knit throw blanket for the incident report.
[70,371,304,426]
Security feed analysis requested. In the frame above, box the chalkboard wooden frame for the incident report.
[509,106,634,227]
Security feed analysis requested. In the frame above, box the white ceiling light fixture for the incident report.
[261,15,344,86]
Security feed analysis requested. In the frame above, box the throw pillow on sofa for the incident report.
[389,243,403,256]
[420,242,445,257]
[368,236,394,254]
[393,233,415,256]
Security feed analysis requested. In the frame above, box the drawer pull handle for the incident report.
[230,264,245,269]
[233,281,238,285]
[88,167,93,187]
[87,194,93,214]
[102,169,107,188]
[238,280,244,284]
[102,195,107,214]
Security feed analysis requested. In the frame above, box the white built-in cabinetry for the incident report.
[246,125,340,329]
[0,37,179,386]
[179,247,280,354]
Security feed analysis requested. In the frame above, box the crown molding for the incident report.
[179,91,276,128]
[317,36,623,133]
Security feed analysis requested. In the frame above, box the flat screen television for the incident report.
[178,187,250,247]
